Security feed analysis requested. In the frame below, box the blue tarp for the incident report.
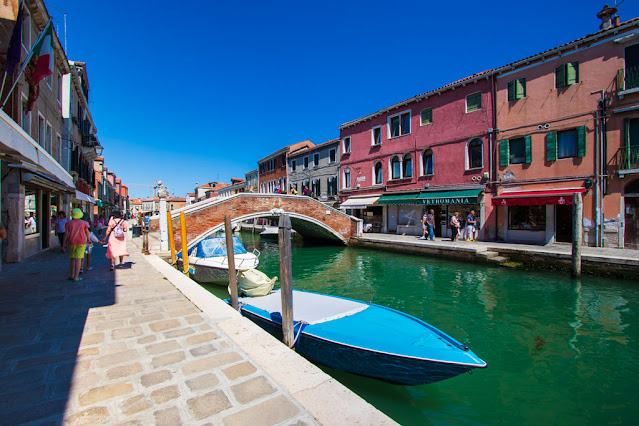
[190,236,248,258]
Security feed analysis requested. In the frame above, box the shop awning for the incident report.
[378,193,418,205]
[492,189,586,206]
[339,195,380,210]
[75,190,96,204]
[416,188,483,205]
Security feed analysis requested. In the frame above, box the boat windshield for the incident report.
[194,236,248,258]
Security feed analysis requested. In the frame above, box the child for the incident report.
[63,208,91,282]
[80,230,101,274]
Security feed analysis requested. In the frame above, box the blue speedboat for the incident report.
[234,289,486,385]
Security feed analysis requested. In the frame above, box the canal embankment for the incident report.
[0,237,394,425]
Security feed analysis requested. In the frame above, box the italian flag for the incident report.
[31,21,54,83]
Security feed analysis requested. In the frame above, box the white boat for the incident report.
[180,236,260,285]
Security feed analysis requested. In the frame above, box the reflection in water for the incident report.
[205,232,639,425]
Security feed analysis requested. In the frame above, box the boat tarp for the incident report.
[240,290,369,325]
[193,236,248,258]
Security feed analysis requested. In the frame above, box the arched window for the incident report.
[374,162,383,185]
[467,138,483,169]
[422,149,433,175]
[390,156,401,179]
[403,154,413,178]
[343,168,351,188]
[312,179,321,196]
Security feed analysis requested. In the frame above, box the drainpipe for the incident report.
[591,90,605,247]
[599,93,607,247]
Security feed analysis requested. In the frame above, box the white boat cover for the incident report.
[240,290,369,325]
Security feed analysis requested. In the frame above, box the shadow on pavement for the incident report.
[0,243,115,424]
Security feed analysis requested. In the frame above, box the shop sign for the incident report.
[419,197,476,205]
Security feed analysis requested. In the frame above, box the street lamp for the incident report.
[94,144,104,156]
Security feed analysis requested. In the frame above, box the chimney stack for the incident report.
[597,4,618,30]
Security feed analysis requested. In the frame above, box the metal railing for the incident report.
[617,66,639,92]
[616,146,639,170]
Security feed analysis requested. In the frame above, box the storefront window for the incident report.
[25,192,38,235]
[508,205,546,231]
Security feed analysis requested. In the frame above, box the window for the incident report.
[388,111,411,138]
[403,154,413,178]
[556,62,579,88]
[343,137,351,153]
[313,153,319,167]
[57,74,62,103]
[546,127,586,160]
[500,137,531,166]
[38,115,45,147]
[371,126,382,146]
[467,138,483,169]
[22,10,30,49]
[466,92,482,112]
[507,78,526,101]
[46,122,52,154]
[45,73,52,89]
[420,108,433,125]
[56,134,62,165]
[422,150,434,175]
[21,95,30,134]
[24,192,38,235]
[329,148,336,163]
[291,160,296,172]
[374,162,383,185]
[391,156,401,179]
[303,157,309,169]
[508,205,546,231]
[343,168,351,188]
[327,176,338,196]
[312,179,320,196]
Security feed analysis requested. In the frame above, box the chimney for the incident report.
[597,4,618,30]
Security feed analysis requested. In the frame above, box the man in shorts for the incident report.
[63,208,91,282]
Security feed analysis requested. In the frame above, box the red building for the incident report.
[258,140,314,193]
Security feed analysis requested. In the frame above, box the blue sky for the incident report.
[48,0,637,199]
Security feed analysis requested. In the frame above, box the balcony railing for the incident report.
[616,146,639,171]
[617,66,639,93]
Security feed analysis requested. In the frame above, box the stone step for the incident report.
[476,251,500,259]
[487,255,509,264]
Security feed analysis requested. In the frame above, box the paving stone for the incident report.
[97,349,139,368]
[163,327,195,338]
[151,351,186,368]
[129,313,164,325]
[150,385,179,404]
[148,319,181,332]
[94,319,127,331]
[109,311,136,320]
[222,395,300,426]
[77,347,100,358]
[141,370,173,387]
[187,390,232,420]
[0,367,47,391]
[121,394,153,416]
[185,314,205,324]
[189,344,216,357]
[78,382,134,406]
[230,376,276,404]
[186,332,220,345]
[137,335,156,345]
[199,324,213,331]
[0,384,46,409]
[220,341,231,349]
[107,362,143,380]
[3,342,54,360]
[223,361,257,381]
[112,326,143,340]
[145,340,180,355]
[79,332,105,347]
[15,351,76,370]
[182,352,243,376]
[186,373,219,392]
[153,406,181,425]
[65,406,109,425]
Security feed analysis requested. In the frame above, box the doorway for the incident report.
[625,197,639,249]
[555,204,573,243]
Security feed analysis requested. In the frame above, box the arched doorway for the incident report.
[624,179,639,249]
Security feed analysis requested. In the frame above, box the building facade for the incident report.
[288,139,340,206]
[258,140,314,193]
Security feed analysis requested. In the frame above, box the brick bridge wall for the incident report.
[149,194,360,252]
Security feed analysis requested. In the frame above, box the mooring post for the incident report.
[572,192,583,278]
[180,212,190,277]
[167,211,176,267]
[225,215,239,311]
[278,213,295,348]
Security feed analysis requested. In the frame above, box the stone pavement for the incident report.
[0,239,394,425]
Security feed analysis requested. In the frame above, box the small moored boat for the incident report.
[234,289,487,385]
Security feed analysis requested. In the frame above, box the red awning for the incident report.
[492,189,586,206]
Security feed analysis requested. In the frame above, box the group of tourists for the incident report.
[421,210,479,242]
[54,209,130,282]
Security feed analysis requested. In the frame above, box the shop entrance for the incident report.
[624,179,639,249]
[555,204,573,243]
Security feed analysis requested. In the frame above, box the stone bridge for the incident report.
[149,193,362,251]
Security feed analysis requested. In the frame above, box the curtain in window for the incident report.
[403,155,412,177]
[375,163,383,184]
[557,130,577,158]
[468,139,483,168]
[401,113,410,135]
[391,157,401,179]
[423,150,433,174]
[390,116,400,137]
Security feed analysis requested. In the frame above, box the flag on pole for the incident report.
[5,0,24,75]
[30,20,54,84]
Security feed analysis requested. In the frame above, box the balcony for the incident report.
[617,67,639,97]
[615,146,639,175]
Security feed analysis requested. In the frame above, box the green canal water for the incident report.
[203,232,639,425]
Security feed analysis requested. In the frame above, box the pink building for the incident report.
[339,73,495,238]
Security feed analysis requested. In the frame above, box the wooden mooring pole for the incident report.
[167,211,176,267]
[572,192,583,278]
[278,213,295,348]
[180,212,190,277]
[225,215,239,311]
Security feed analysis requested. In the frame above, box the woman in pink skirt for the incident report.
[102,211,129,270]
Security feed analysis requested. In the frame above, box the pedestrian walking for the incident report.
[420,211,428,239]
[426,209,436,241]
[450,212,461,242]
[62,208,91,282]
[81,230,101,274]
[464,210,477,241]
[102,211,130,271]
[54,211,68,251]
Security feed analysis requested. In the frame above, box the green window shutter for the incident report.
[546,131,557,161]
[524,135,532,163]
[556,65,566,88]
[508,81,515,101]
[517,78,526,98]
[499,140,510,166]
[567,62,579,85]
[625,118,631,148]
[576,126,586,157]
